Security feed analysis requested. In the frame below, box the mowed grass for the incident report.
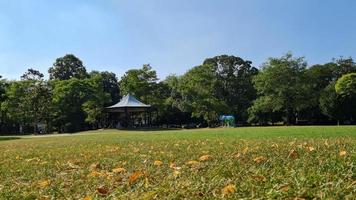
[0,126,355,199]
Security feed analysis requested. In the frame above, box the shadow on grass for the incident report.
[0,137,21,141]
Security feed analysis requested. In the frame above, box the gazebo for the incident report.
[106,94,152,128]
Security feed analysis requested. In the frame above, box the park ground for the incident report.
[0,126,355,199]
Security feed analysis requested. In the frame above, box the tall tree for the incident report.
[82,75,111,129]
[48,54,88,80]
[51,77,111,132]
[203,55,258,123]
[1,80,52,133]
[89,71,120,104]
[21,68,44,81]
[335,73,356,97]
[170,65,228,126]
[332,57,356,79]
[51,79,89,132]
[334,73,356,121]
[0,77,8,133]
[119,64,158,103]
[319,83,347,124]
[252,53,309,125]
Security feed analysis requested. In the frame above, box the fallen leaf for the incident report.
[129,171,144,184]
[173,170,181,178]
[112,167,126,173]
[97,186,109,195]
[288,149,298,159]
[253,156,267,163]
[242,147,249,154]
[88,171,104,177]
[339,150,347,157]
[186,160,200,167]
[38,180,50,188]
[82,196,92,200]
[221,184,236,196]
[233,153,241,158]
[252,175,266,182]
[279,184,290,192]
[199,155,212,162]
[153,160,163,166]
[306,146,315,152]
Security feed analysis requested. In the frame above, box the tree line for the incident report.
[0,53,355,134]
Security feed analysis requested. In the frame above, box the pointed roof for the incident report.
[107,94,151,109]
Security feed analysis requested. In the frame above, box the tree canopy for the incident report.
[48,54,88,80]
[1,53,356,134]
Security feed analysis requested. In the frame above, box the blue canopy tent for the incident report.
[219,115,235,127]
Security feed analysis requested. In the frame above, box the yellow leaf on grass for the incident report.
[221,184,236,196]
[129,171,144,184]
[199,155,212,162]
[88,171,104,177]
[112,167,126,173]
[38,180,50,188]
[233,153,241,158]
[169,162,181,170]
[173,170,181,178]
[242,147,249,154]
[186,160,200,167]
[153,160,163,166]
[306,146,315,152]
[82,196,92,200]
[339,150,347,157]
[253,156,267,163]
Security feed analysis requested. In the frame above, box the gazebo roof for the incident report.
[106,94,151,109]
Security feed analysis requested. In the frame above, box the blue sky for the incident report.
[1,0,356,80]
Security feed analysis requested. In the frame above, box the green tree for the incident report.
[170,65,228,126]
[248,96,283,125]
[0,77,9,133]
[89,71,120,104]
[82,75,111,128]
[49,54,88,80]
[51,76,111,132]
[203,55,258,123]
[252,53,309,125]
[319,83,347,124]
[333,73,356,122]
[119,64,158,103]
[1,79,52,133]
[21,68,44,81]
[51,78,91,132]
[332,57,356,79]
[335,73,356,97]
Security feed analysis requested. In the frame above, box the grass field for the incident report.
[0,126,355,199]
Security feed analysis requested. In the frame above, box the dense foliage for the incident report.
[1,53,356,134]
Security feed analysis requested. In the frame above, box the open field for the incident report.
[0,126,355,199]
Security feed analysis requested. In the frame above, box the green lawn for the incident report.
[0,126,355,199]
